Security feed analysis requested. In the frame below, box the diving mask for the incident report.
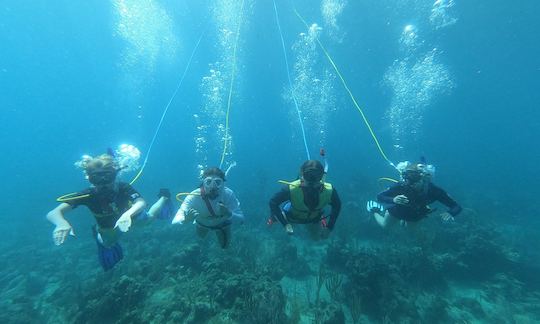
[203,177,224,189]
[402,170,423,184]
[88,168,117,186]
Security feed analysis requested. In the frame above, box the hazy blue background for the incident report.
[0,0,538,251]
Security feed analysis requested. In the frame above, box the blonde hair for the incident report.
[84,154,118,173]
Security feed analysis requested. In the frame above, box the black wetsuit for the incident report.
[66,182,142,228]
[377,182,461,222]
[269,185,342,230]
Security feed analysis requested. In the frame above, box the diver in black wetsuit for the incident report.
[268,160,341,240]
[367,161,462,228]
[46,153,172,271]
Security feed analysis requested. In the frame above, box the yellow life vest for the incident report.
[287,179,333,222]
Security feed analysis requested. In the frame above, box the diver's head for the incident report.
[85,154,119,188]
[401,163,431,189]
[201,167,226,199]
[300,160,324,188]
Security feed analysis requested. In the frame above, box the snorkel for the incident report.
[320,148,329,177]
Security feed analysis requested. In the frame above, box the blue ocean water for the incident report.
[1,0,539,322]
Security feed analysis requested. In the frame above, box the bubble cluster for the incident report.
[430,0,457,29]
[193,113,208,175]
[384,48,453,146]
[288,23,337,147]
[400,24,422,54]
[321,0,347,42]
[195,0,251,170]
[384,0,458,150]
[116,143,141,173]
[113,0,179,93]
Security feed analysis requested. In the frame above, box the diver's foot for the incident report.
[92,225,105,244]
[158,188,171,199]
[285,224,294,235]
[366,201,384,214]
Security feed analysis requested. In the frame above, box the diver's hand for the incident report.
[393,195,409,205]
[172,211,185,224]
[52,221,75,246]
[185,209,199,223]
[173,209,198,224]
[219,203,232,218]
[440,212,454,222]
[114,212,132,232]
[285,224,294,235]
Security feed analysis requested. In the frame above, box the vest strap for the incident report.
[200,186,217,218]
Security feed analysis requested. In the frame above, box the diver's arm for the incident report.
[47,203,75,245]
[433,185,462,216]
[115,198,146,232]
[121,183,146,217]
[327,189,342,230]
[172,203,187,224]
[47,203,73,225]
[377,186,400,205]
[172,191,197,224]
[225,190,244,223]
[268,187,290,226]
[126,198,146,218]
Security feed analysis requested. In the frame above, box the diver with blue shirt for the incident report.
[46,153,174,271]
[367,161,462,228]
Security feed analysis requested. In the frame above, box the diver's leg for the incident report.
[196,224,210,239]
[374,211,398,228]
[131,210,152,227]
[94,226,123,271]
[215,225,231,249]
[147,197,166,218]
[147,189,174,220]
[405,219,424,238]
[373,211,386,227]
[306,223,322,240]
[98,227,121,247]
[406,220,419,229]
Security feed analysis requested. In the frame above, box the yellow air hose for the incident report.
[175,192,201,203]
[56,192,90,202]
[220,0,246,168]
[293,7,395,168]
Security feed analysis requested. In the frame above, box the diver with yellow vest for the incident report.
[268,160,341,240]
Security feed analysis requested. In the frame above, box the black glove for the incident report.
[158,188,171,199]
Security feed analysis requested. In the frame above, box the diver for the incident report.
[367,161,462,228]
[172,167,244,249]
[268,160,341,240]
[46,153,174,271]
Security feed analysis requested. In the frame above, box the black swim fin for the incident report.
[157,189,174,220]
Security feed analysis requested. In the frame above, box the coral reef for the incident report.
[1,209,540,323]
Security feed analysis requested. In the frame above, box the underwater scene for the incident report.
[1,0,539,323]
